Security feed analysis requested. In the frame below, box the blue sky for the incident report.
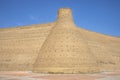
[0,0,120,36]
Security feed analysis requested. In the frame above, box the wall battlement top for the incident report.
[56,8,76,28]
[58,8,72,15]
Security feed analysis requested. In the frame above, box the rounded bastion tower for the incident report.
[33,8,99,73]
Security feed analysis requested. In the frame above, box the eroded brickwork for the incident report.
[0,8,120,73]
[0,23,54,70]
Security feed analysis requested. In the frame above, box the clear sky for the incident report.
[0,0,120,36]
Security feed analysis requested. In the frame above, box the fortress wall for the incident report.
[0,8,120,73]
[78,28,120,71]
[33,8,100,73]
[0,23,54,71]
[34,27,100,73]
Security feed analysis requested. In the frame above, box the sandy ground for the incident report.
[0,71,120,80]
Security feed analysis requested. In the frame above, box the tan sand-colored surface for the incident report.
[0,8,120,73]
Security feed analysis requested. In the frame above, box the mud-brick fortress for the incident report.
[0,8,120,73]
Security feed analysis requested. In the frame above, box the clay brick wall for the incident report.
[0,23,54,71]
[0,8,120,73]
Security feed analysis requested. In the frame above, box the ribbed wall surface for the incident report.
[33,27,100,73]
[0,23,54,70]
[0,8,120,73]
[33,8,99,73]
[79,28,120,71]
